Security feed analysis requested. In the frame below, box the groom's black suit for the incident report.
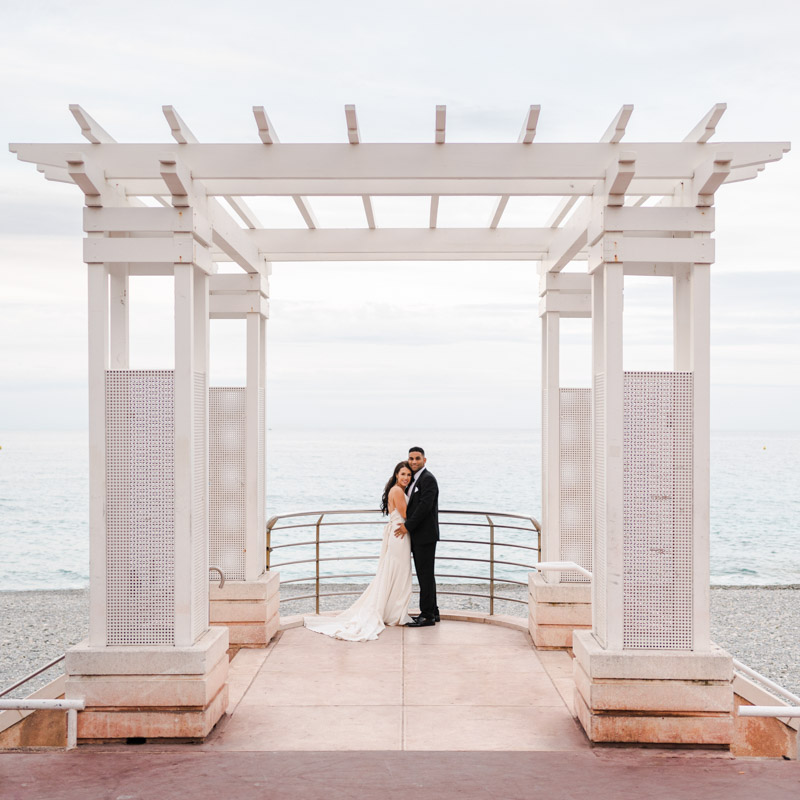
[405,468,440,621]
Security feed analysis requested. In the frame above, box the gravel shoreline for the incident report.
[2,585,798,698]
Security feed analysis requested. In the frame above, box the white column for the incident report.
[542,311,561,571]
[245,311,263,579]
[87,261,109,647]
[109,264,129,369]
[173,263,195,646]
[597,260,625,651]
[673,264,691,371]
[690,261,712,650]
[258,313,267,562]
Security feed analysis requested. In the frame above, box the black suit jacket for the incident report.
[405,469,440,545]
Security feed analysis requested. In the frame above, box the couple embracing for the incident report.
[304,446,440,641]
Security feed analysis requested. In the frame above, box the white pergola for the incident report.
[9,103,789,744]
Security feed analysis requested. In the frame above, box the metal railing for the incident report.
[266,508,541,615]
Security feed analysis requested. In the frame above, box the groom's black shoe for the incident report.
[412,613,440,623]
[406,616,435,627]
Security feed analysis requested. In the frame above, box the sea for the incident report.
[0,428,798,591]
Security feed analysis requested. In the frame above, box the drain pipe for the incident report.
[0,698,85,750]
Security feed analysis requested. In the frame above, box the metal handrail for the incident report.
[0,654,65,698]
[266,508,541,615]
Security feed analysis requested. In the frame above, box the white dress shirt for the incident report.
[407,465,426,498]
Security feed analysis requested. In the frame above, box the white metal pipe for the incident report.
[0,699,85,711]
[733,659,800,706]
[535,561,593,580]
[67,708,78,750]
[738,706,800,718]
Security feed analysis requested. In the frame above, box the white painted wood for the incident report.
[429,196,439,229]
[66,156,104,205]
[343,107,377,229]
[542,201,592,272]
[435,105,446,144]
[594,206,715,234]
[693,153,733,205]
[245,312,262,580]
[83,236,214,272]
[601,104,634,144]
[539,272,591,297]
[538,293,591,317]
[69,104,115,144]
[253,106,278,144]
[673,264,691,370]
[684,103,727,144]
[207,200,265,275]
[209,294,269,318]
[690,261,712,651]
[162,105,197,145]
[84,207,213,242]
[159,155,193,206]
[209,273,268,294]
[173,263,195,647]
[605,152,636,205]
[224,196,261,229]
[108,264,129,369]
[598,260,625,650]
[588,236,714,271]
[543,312,561,575]
[15,142,787,182]
[87,260,109,647]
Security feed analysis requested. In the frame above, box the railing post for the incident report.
[315,514,323,614]
[265,519,272,571]
[487,514,495,616]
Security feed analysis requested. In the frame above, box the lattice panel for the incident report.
[192,372,209,640]
[105,370,175,646]
[623,371,693,650]
[592,373,607,646]
[559,388,592,583]
[209,388,247,580]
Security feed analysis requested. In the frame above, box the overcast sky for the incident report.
[1,0,798,431]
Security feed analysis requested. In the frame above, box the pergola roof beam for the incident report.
[429,106,447,228]
[547,104,633,228]
[252,105,317,230]
[163,105,261,229]
[684,103,727,144]
[489,105,541,228]
[345,104,376,229]
[69,104,115,144]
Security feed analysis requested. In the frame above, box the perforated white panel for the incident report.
[105,370,175,646]
[623,371,693,650]
[559,388,592,583]
[209,387,247,580]
[192,371,209,640]
[592,373,607,647]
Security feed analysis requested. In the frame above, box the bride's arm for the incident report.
[389,485,407,519]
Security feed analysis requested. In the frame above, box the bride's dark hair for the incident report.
[380,461,411,515]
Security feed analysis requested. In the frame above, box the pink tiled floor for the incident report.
[203,620,589,751]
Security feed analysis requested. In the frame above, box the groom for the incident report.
[396,446,440,627]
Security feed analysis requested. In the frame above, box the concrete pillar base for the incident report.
[572,630,734,745]
[209,571,280,648]
[65,627,229,742]
[528,572,591,649]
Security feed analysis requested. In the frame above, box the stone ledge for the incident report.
[574,661,733,713]
[209,572,280,602]
[528,614,590,649]
[573,630,733,681]
[529,596,592,626]
[210,591,280,623]
[574,688,734,745]
[65,627,229,677]
[226,615,280,646]
[77,683,228,742]
[529,572,591,603]
[65,651,228,708]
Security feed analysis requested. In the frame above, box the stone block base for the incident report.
[210,572,280,648]
[572,629,734,746]
[528,572,591,649]
[65,627,229,742]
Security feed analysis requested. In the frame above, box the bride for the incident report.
[304,461,414,641]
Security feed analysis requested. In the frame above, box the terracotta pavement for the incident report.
[3,621,800,798]
[205,619,588,752]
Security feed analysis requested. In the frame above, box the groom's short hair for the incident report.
[408,446,425,456]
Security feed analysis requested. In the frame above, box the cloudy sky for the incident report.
[1,0,798,431]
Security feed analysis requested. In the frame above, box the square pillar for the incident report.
[208,272,277,648]
[577,205,732,746]
[531,273,593,648]
[70,204,227,742]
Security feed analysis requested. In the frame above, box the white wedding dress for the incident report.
[304,509,413,641]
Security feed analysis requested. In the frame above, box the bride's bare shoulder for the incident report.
[388,485,405,499]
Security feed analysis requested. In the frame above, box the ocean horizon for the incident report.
[1,427,798,591]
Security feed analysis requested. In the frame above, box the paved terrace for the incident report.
[2,619,800,798]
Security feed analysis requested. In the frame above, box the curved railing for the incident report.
[265,508,541,615]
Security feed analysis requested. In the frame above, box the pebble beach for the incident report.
[1,584,799,700]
